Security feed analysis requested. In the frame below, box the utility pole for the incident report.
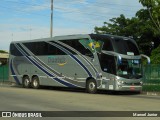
[50,0,53,37]
[11,33,13,41]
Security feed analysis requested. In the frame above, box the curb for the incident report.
[0,82,16,86]
[142,92,160,96]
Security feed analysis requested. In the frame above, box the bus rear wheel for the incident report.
[23,76,31,88]
[31,76,40,89]
[86,79,97,94]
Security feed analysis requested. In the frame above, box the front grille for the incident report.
[123,82,141,85]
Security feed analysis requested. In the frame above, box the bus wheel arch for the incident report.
[22,75,31,88]
[86,78,97,94]
[31,75,40,89]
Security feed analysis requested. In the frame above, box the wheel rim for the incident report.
[89,82,96,91]
[33,79,38,87]
[24,78,29,87]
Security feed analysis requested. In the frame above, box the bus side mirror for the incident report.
[141,54,150,64]
[118,55,122,65]
[91,58,94,62]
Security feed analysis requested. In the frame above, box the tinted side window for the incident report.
[113,39,139,55]
[90,34,114,51]
[33,42,48,55]
[24,42,39,55]
[113,39,126,54]
[102,39,113,51]
[47,43,66,55]
[98,53,116,75]
[24,42,66,55]
[24,42,48,55]
[61,39,94,57]
[126,41,139,55]
[10,44,22,56]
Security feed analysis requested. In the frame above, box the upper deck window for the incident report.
[90,34,140,55]
[10,43,23,56]
[90,34,114,52]
[113,38,139,55]
[61,39,94,58]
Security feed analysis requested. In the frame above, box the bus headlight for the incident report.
[140,81,143,85]
[117,80,124,84]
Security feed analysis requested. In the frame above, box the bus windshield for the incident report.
[113,38,140,55]
[117,59,142,79]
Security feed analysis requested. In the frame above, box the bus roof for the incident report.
[11,34,133,44]
[10,34,91,44]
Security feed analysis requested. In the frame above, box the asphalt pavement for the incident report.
[0,84,160,120]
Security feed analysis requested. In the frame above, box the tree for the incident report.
[94,14,154,55]
[139,0,160,32]
[150,44,160,64]
[0,50,8,53]
[136,0,160,50]
[94,0,160,64]
[95,14,133,36]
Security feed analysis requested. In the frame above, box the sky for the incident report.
[0,0,143,51]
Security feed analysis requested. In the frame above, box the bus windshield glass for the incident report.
[117,59,142,79]
[89,34,140,55]
[113,38,140,55]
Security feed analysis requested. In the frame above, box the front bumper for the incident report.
[115,85,142,91]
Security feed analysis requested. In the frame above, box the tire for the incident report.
[31,76,40,89]
[23,76,31,88]
[86,79,97,94]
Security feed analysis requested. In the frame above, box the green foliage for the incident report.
[0,50,8,53]
[94,14,154,55]
[94,0,160,56]
[95,14,135,36]
[143,84,160,92]
[139,0,160,32]
[150,45,160,64]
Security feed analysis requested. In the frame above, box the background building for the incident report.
[0,53,9,65]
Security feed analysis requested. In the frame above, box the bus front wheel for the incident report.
[31,76,40,89]
[86,79,97,94]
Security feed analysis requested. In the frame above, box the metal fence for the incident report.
[143,64,160,92]
[0,65,9,82]
[143,64,160,83]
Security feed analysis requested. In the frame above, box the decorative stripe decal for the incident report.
[20,43,85,87]
[10,59,21,85]
[15,44,78,88]
[56,40,98,75]
[47,42,92,77]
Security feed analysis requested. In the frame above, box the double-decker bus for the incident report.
[9,34,150,93]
